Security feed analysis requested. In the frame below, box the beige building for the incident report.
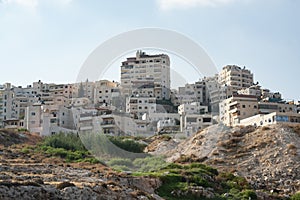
[94,80,120,105]
[121,51,170,100]
[220,95,259,126]
[219,65,254,91]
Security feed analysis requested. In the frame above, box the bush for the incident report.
[240,189,257,200]
[42,133,86,151]
[291,192,300,200]
[108,136,146,153]
[107,158,133,168]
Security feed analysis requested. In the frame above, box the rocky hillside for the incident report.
[0,130,161,200]
[148,124,300,196]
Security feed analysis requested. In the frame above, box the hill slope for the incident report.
[149,124,300,195]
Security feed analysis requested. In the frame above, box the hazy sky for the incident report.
[0,0,299,100]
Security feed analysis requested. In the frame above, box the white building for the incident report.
[157,119,177,133]
[121,51,170,100]
[178,102,208,115]
[239,112,300,127]
[181,114,213,137]
[126,97,157,119]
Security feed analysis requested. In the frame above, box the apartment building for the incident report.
[209,65,254,114]
[178,102,212,135]
[181,114,213,136]
[0,83,15,125]
[237,85,262,98]
[220,95,259,126]
[73,81,95,100]
[157,119,178,133]
[94,80,120,105]
[219,65,254,91]
[240,112,300,127]
[130,78,155,98]
[258,101,297,114]
[126,97,156,120]
[178,102,208,115]
[121,51,170,100]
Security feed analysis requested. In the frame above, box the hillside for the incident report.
[0,130,161,200]
[1,126,300,199]
[147,124,300,196]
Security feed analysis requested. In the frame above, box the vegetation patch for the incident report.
[133,162,257,200]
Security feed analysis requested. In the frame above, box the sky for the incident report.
[0,0,299,100]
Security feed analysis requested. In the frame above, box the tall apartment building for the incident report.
[219,65,254,91]
[209,65,254,114]
[121,51,170,100]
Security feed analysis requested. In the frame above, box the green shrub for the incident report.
[291,192,300,200]
[108,136,146,153]
[42,133,86,151]
[107,158,133,168]
[240,189,257,200]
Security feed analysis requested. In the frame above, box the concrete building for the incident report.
[178,102,212,135]
[126,97,157,119]
[181,114,213,136]
[297,101,300,113]
[209,65,254,115]
[178,102,208,115]
[219,65,254,91]
[121,51,170,100]
[220,95,259,126]
[172,76,218,109]
[237,85,262,99]
[258,101,297,114]
[239,112,300,127]
[157,119,178,133]
[0,83,14,122]
[94,80,120,105]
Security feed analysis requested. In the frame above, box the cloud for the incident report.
[157,0,240,10]
[1,0,72,10]
[2,0,38,9]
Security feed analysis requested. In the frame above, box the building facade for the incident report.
[121,51,170,100]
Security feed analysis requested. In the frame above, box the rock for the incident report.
[56,182,76,190]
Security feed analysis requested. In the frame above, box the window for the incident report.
[31,112,36,116]
[242,105,246,108]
